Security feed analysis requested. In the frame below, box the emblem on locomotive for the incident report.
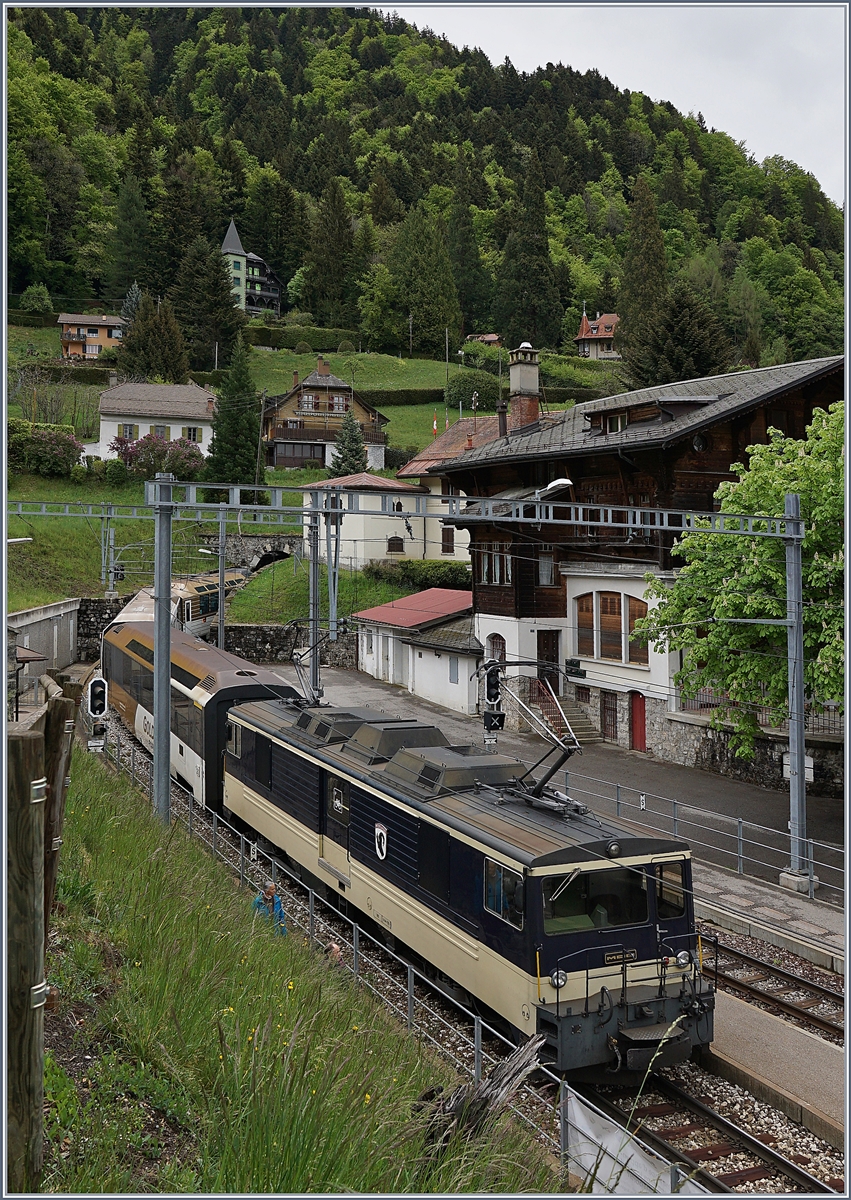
[374,823,388,860]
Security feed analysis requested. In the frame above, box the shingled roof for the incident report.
[402,614,482,655]
[436,357,844,473]
[221,219,246,256]
[99,381,216,419]
[397,416,501,478]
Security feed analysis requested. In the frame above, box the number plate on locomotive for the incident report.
[605,949,637,964]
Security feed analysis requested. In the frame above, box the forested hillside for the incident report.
[7,6,844,367]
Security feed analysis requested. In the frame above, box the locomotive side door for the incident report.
[320,774,351,885]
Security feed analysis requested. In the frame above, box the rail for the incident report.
[94,722,697,1193]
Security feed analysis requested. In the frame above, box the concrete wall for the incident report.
[7,599,82,678]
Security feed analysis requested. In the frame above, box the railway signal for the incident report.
[87,677,108,718]
[483,660,505,745]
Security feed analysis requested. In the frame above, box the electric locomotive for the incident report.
[222,699,715,1080]
[101,621,301,807]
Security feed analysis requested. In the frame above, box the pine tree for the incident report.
[448,152,492,335]
[120,281,142,328]
[304,177,354,327]
[105,175,150,297]
[366,167,404,226]
[117,293,189,383]
[328,408,368,478]
[390,205,462,356]
[631,280,732,388]
[616,175,668,385]
[491,152,562,349]
[170,238,245,370]
[204,333,260,489]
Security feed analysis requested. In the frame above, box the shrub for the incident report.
[293,341,312,355]
[25,427,84,476]
[19,283,53,313]
[284,310,314,326]
[70,463,88,485]
[164,438,205,480]
[90,458,106,480]
[98,347,119,364]
[104,458,129,487]
[337,340,356,353]
[357,388,445,407]
[384,445,419,470]
[303,458,324,470]
[445,368,501,412]
[363,559,471,590]
[7,417,32,472]
[126,433,170,478]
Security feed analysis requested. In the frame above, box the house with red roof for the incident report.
[353,589,483,713]
[574,308,620,360]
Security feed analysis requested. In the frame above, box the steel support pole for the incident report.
[217,505,227,650]
[308,489,321,699]
[785,493,806,871]
[106,523,116,595]
[153,473,173,823]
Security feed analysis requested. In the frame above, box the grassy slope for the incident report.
[228,559,415,625]
[43,749,554,1192]
[247,349,453,396]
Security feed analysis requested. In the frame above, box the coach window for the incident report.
[226,721,242,758]
[484,859,524,929]
[656,861,686,919]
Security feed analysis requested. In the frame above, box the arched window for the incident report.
[576,593,594,657]
[387,535,405,554]
[487,633,506,663]
[628,597,649,664]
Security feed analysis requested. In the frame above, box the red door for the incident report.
[630,691,646,752]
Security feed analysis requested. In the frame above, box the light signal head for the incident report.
[88,677,108,717]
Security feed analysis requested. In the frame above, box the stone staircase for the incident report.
[531,681,603,745]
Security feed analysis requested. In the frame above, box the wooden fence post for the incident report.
[43,693,76,953]
[7,729,47,1194]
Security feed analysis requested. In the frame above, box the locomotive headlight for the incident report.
[605,840,621,857]
[676,950,692,969]
[549,969,568,990]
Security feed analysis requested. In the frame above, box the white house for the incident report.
[355,589,482,715]
[303,473,430,571]
[395,416,501,565]
[97,382,217,459]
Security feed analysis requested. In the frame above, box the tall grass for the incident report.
[228,559,416,625]
[44,750,555,1192]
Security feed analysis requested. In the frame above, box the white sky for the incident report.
[385,4,848,206]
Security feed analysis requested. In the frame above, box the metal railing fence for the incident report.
[94,723,694,1193]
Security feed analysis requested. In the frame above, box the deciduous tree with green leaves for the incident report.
[328,408,368,478]
[636,402,844,756]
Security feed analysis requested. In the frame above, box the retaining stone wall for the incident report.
[224,625,357,671]
[198,532,301,569]
[76,595,135,661]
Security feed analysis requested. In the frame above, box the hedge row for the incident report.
[242,324,360,351]
[188,370,228,387]
[8,312,58,327]
[40,365,115,385]
[358,388,446,408]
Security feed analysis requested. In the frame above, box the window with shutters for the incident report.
[185,427,200,443]
[122,424,135,439]
[599,592,622,660]
[449,656,459,684]
[153,425,167,439]
[576,593,594,657]
[628,597,649,664]
[441,526,455,555]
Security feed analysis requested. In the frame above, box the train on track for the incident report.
[100,620,715,1080]
[106,569,249,642]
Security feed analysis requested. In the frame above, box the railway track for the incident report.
[585,1074,840,1193]
[705,940,844,1040]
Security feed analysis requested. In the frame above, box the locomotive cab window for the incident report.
[655,860,686,919]
[484,860,524,929]
[542,867,648,934]
[226,721,242,758]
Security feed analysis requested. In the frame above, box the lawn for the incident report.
[247,349,454,396]
[40,749,554,1192]
[228,559,415,625]
[6,323,61,366]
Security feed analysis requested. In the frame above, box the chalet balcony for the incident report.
[61,332,87,342]
[270,422,386,445]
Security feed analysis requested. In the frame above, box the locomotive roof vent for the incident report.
[297,708,386,744]
[385,745,522,795]
[344,720,449,765]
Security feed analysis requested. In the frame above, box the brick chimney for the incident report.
[317,356,330,376]
[507,342,540,431]
[292,370,299,388]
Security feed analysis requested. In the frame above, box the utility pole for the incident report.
[217,503,227,651]
[254,388,267,489]
[324,488,341,642]
[408,313,413,357]
[308,488,321,698]
[785,492,807,873]
[153,473,173,823]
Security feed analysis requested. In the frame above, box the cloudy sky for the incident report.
[385,4,847,206]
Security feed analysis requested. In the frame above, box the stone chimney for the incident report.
[507,342,540,431]
[317,356,330,376]
[292,370,299,388]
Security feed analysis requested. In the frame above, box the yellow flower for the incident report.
[364,1094,371,1105]
[287,981,294,991]
[134,961,141,967]
[352,1025,358,1032]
